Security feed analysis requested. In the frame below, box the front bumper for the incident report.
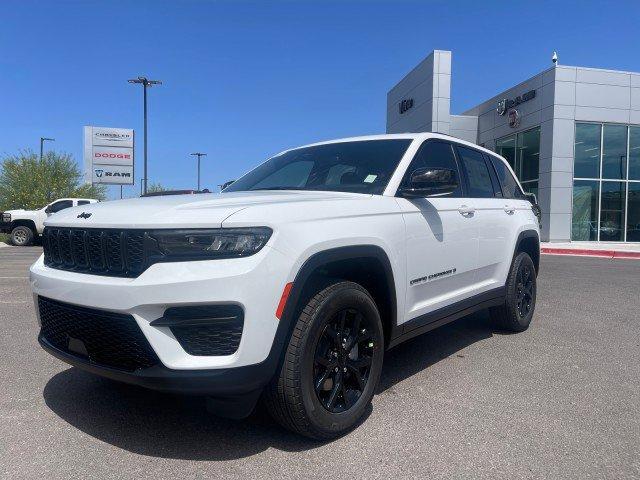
[39,334,274,396]
[30,245,292,373]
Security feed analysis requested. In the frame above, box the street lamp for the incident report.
[127,76,162,195]
[40,137,55,162]
[190,152,207,191]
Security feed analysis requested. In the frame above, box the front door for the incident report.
[396,140,479,326]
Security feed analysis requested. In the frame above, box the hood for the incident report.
[44,190,369,229]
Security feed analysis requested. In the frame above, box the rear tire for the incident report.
[490,252,537,332]
[264,281,384,439]
[10,225,34,246]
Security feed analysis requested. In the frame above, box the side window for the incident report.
[77,200,90,206]
[401,141,463,197]
[483,153,503,198]
[456,146,495,198]
[489,155,524,199]
[48,200,73,213]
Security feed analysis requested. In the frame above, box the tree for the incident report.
[146,182,167,193]
[0,150,106,210]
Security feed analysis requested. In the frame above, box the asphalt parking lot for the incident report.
[0,246,638,479]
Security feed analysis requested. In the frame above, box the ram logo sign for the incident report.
[84,126,134,185]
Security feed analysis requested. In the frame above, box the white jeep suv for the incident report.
[30,133,539,439]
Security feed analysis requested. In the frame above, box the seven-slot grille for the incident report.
[43,227,146,277]
[38,296,159,372]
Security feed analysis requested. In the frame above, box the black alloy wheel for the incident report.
[313,308,374,413]
[264,281,384,439]
[515,261,534,318]
[490,251,537,332]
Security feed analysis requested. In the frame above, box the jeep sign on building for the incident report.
[83,126,134,185]
[387,50,640,243]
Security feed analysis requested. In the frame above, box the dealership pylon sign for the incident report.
[83,126,134,185]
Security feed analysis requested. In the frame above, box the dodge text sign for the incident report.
[84,126,134,185]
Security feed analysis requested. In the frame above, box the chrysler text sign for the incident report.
[84,126,134,185]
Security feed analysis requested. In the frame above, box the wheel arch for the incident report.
[10,219,37,233]
[514,230,540,274]
[280,245,398,350]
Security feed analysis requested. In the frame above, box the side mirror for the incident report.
[398,167,458,198]
[44,206,52,214]
[524,192,542,227]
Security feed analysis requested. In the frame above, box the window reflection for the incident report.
[574,123,601,178]
[518,128,540,182]
[602,124,627,180]
[573,123,639,242]
[599,181,625,242]
[572,181,599,241]
[629,127,640,181]
[495,127,540,194]
[627,183,640,242]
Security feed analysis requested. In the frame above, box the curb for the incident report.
[541,247,640,260]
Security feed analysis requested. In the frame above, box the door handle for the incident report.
[458,205,475,216]
[503,205,516,214]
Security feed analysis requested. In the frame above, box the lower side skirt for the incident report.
[388,286,506,349]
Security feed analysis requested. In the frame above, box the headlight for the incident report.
[1,213,10,223]
[148,227,272,260]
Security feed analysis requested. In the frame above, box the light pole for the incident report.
[190,152,207,191]
[40,137,55,162]
[127,76,162,195]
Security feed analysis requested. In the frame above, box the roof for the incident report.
[281,132,501,160]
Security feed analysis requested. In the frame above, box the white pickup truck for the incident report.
[1,198,98,246]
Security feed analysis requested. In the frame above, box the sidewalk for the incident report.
[541,242,640,259]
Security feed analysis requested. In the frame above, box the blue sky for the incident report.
[2,0,640,199]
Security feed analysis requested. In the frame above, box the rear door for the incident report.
[397,140,479,325]
[455,145,510,291]
[487,154,534,284]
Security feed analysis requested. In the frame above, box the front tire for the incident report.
[10,225,34,246]
[491,251,537,332]
[264,281,384,439]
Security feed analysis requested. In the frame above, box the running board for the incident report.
[388,287,505,349]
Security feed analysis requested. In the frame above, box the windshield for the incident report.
[224,139,412,195]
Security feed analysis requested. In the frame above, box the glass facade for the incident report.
[572,180,599,241]
[495,126,540,197]
[572,123,640,242]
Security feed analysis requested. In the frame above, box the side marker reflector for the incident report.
[275,282,293,320]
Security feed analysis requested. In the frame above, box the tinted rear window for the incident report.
[488,155,525,199]
[456,146,495,198]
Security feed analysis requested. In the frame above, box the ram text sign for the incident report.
[84,126,134,185]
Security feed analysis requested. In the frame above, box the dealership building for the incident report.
[387,50,640,243]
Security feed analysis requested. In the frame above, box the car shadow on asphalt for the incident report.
[42,310,504,460]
